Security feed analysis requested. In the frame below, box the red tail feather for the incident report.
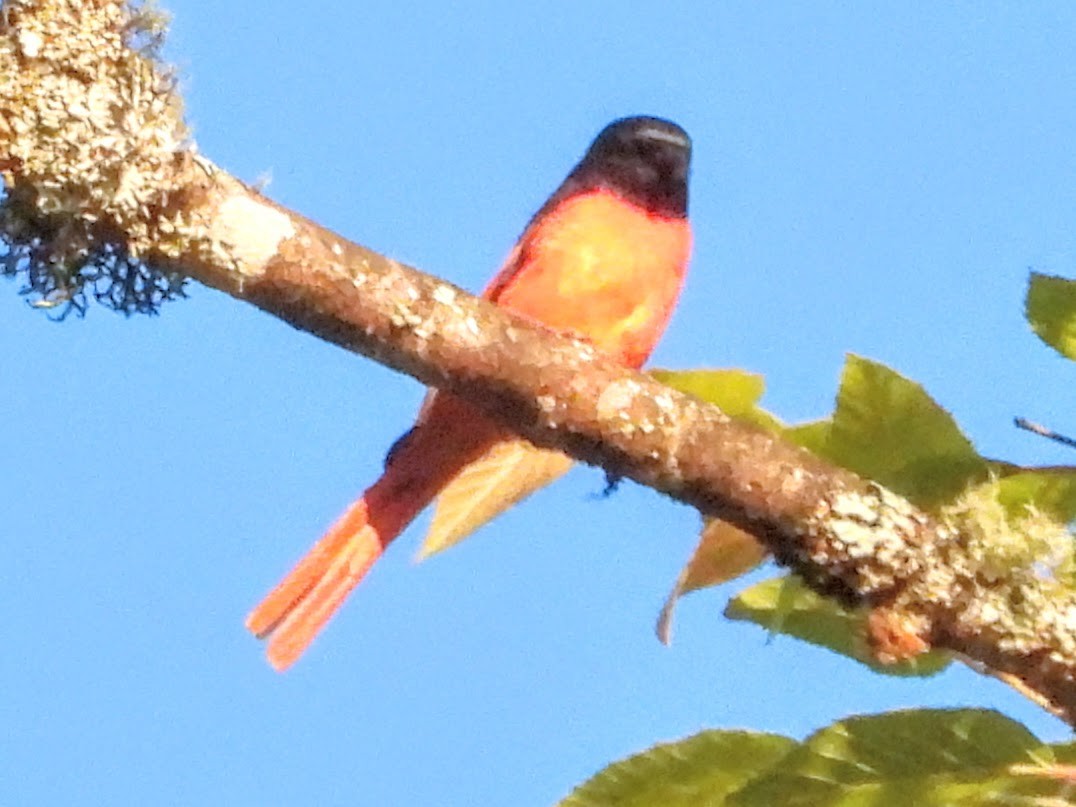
[246,497,392,671]
[246,475,428,671]
[247,395,501,670]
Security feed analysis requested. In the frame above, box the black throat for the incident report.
[547,116,691,220]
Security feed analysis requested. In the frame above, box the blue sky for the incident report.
[4,3,1076,805]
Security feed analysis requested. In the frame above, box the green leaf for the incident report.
[656,519,769,645]
[1050,740,1076,764]
[726,577,950,677]
[1026,272,1076,360]
[655,362,993,513]
[994,467,1076,524]
[557,730,796,807]
[783,419,832,454]
[825,356,988,508]
[677,521,769,595]
[733,709,1065,806]
[652,368,782,430]
[557,712,1074,807]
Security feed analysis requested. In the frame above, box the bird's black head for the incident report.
[570,116,691,219]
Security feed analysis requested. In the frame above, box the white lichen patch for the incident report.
[429,284,487,347]
[209,194,294,276]
[431,284,457,305]
[827,485,922,556]
[596,379,641,418]
[912,560,958,604]
[954,579,1076,662]
[828,488,882,526]
[596,379,648,435]
[389,299,425,330]
[16,27,43,58]
[821,483,934,592]
[650,390,679,421]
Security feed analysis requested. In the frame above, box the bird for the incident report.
[246,116,693,670]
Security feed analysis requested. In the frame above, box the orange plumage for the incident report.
[248,117,693,670]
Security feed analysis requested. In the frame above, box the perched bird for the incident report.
[247,116,693,670]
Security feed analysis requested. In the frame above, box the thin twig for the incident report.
[1015,417,1076,450]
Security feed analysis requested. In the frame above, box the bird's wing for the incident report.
[418,437,573,559]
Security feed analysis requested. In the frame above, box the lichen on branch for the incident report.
[0,0,188,315]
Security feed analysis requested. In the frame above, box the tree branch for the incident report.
[4,0,1076,724]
